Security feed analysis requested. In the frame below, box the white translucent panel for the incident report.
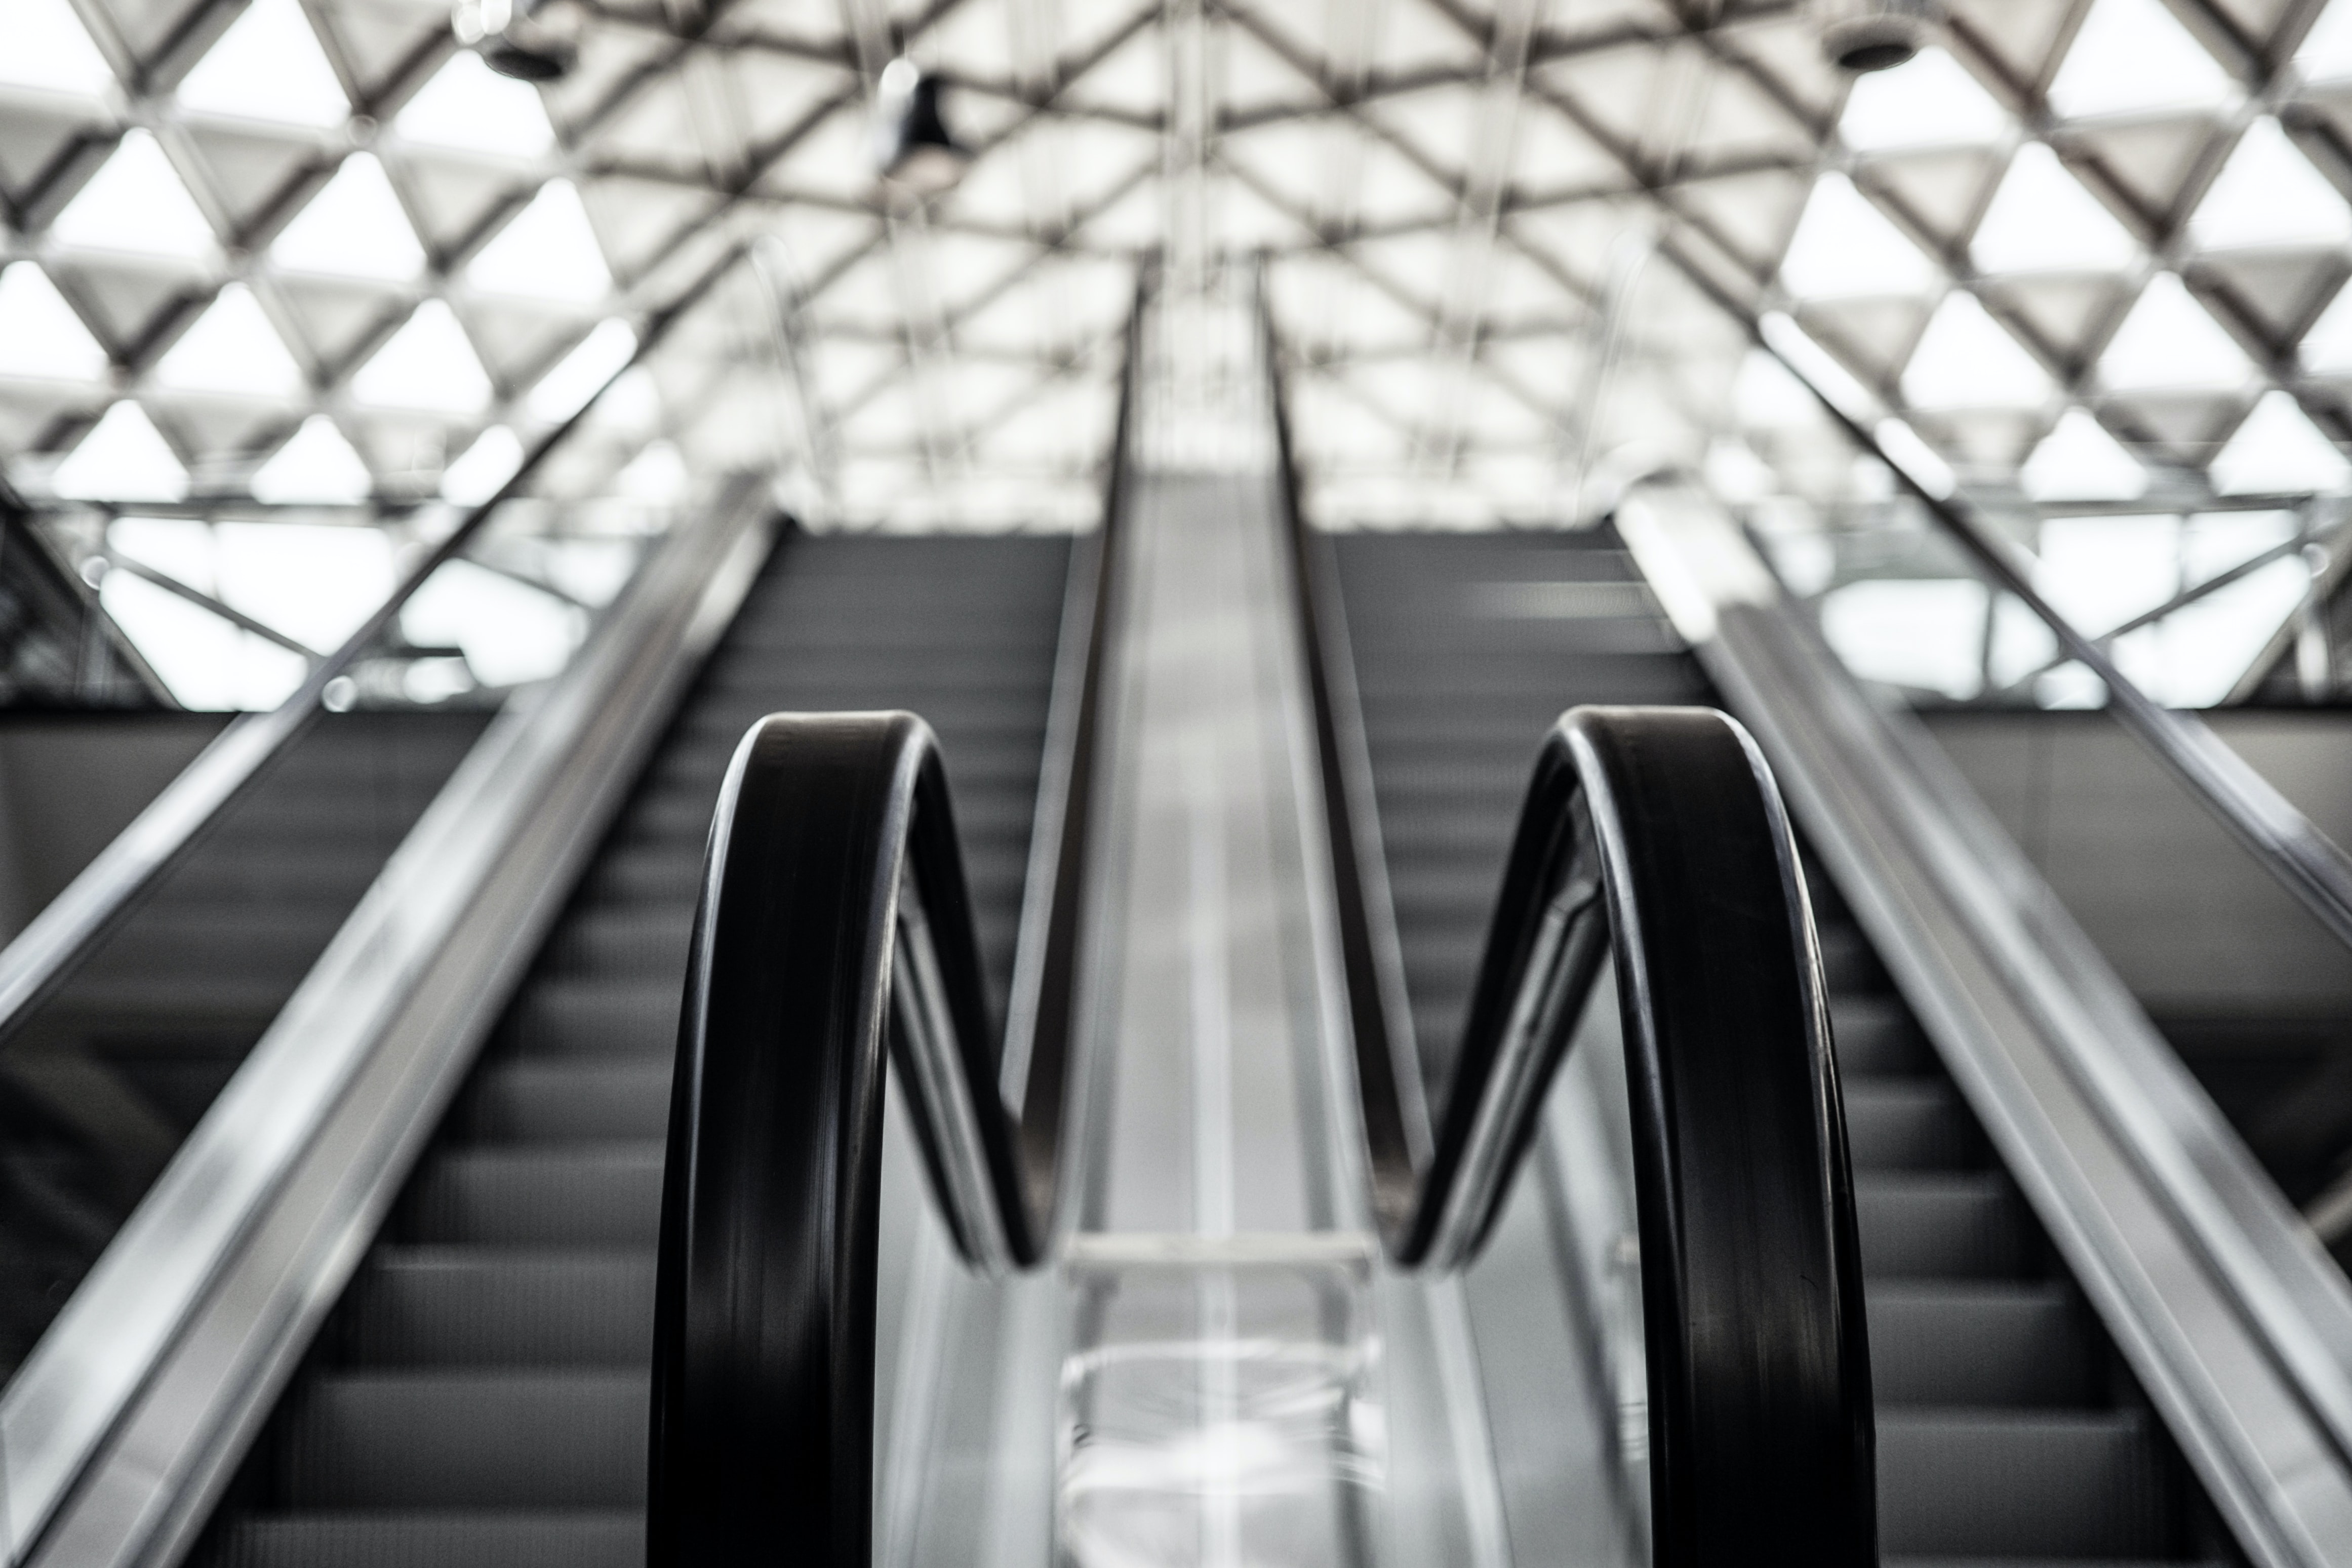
[2210,389,2351,493]
[527,318,637,421]
[401,558,585,686]
[586,365,662,433]
[100,570,249,708]
[2047,0,2236,119]
[617,438,688,503]
[1820,578,1989,698]
[49,130,217,258]
[393,51,555,156]
[174,0,349,127]
[1733,345,1823,426]
[2022,407,2148,500]
[53,400,187,501]
[2186,507,2298,579]
[1778,173,1939,299]
[270,153,425,280]
[1986,595,2060,688]
[0,263,108,380]
[1840,47,2009,150]
[464,181,612,303]
[2143,553,2306,703]
[350,299,493,413]
[2300,0,2352,78]
[108,515,215,590]
[2190,118,2352,249]
[0,0,115,96]
[250,413,372,503]
[2097,272,2252,390]
[216,520,395,650]
[441,424,524,503]
[540,538,639,605]
[1902,291,2054,409]
[151,283,304,396]
[2303,283,2352,373]
[2039,513,2179,630]
[1970,143,2139,274]
[1703,437,1777,502]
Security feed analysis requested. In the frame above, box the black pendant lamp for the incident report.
[451,0,575,82]
[873,58,971,196]
[1818,0,1939,71]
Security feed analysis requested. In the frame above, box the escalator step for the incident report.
[1845,1080,1982,1170]
[402,1146,664,1248]
[1857,1174,2031,1279]
[1877,1411,2172,1558]
[461,1061,671,1143]
[280,1373,646,1507]
[1867,1283,2092,1406]
[210,1511,641,1568]
[341,1251,654,1368]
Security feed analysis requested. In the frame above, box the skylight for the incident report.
[2020,407,2147,500]
[2299,0,2352,79]
[2302,282,2352,375]
[0,264,108,381]
[1839,48,2009,152]
[173,0,350,129]
[2097,273,2253,390]
[349,300,494,414]
[250,414,373,503]
[2046,0,2236,119]
[48,130,217,260]
[1902,291,2055,409]
[464,181,613,304]
[1970,143,2139,274]
[100,570,253,709]
[393,51,556,158]
[215,521,395,651]
[527,319,637,422]
[269,153,427,281]
[151,284,306,397]
[1,0,114,97]
[1733,347,1820,427]
[2188,118,2352,250]
[2209,390,2351,494]
[1779,173,1939,300]
[52,401,189,502]
[442,425,524,503]
[402,560,584,687]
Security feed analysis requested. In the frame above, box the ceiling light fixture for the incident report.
[450,0,574,83]
[1819,0,1939,71]
[873,58,970,197]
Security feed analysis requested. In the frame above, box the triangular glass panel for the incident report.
[526,317,635,422]
[174,0,350,128]
[152,281,305,395]
[41,257,207,357]
[2102,389,2250,460]
[1942,0,2077,98]
[1980,274,2134,364]
[271,152,424,280]
[1973,143,2138,273]
[2304,0,2352,78]
[2190,116,2352,249]
[465,179,611,303]
[2099,271,2254,389]
[177,122,337,243]
[1,0,116,96]
[393,50,556,157]
[2021,406,2148,499]
[250,412,372,502]
[0,261,109,380]
[2210,388,2352,492]
[349,299,493,413]
[53,399,188,500]
[269,274,405,369]
[441,423,522,504]
[2189,252,2348,346]
[1903,289,2056,408]
[1855,149,2003,254]
[49,129,218,258]
[2300,277,2352,372]
[1780,173,1941,299]
[1795,296,1936,385]
[1679,169,1813,274]
[1841,47,2010,151]
[2048,0,2237,119]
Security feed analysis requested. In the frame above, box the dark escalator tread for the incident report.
[339,1251,654,1368]
[400,1146,665,1248]
[1867,1283,2093,1407]
[1857,1174,2032,1279]
[1878,1411,2175,1558]
[210,1512,642,1568]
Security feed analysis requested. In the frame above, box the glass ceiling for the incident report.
[4,0,2352,703]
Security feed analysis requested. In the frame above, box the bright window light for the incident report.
[2303,282,2352,374]
[251,413,373,503]
[2149,554,2306,705]
[587,365,662,432]
[48,129,217,259]
[350,299,493,414]
[2097,272,2252,390]
[2040,512,2180,631]
[1779,173,1940,299]
[173,0,349,128]
[1840,48,2010,151]
[2021,407,2147,500]
[0,263,108,381]
[1733,346,1820,427]
[401,558,585,686]
[2299,0,2352,79]
[0,0,114,96]
[1971,143,2139,274]
[101,570,250,708]
[2190,118,2352,250]
[151,283,305,397]
[542,538,639,605]
[441,424,524,503]
[53,400,187,501]
[464,180,612,304]
[1820,578,1990,699]
[1902,291,2054,409]
[2047,0,2236,119]
[1703,437,1777,503]
[216,521,395,650]
[269,153,426,282]
[527,318,636,422]
[2209,389,2351,494]
[393,51,555,157]
[617,438,688,503]
[108,515,214,589]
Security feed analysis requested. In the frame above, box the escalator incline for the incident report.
[192,532,1072,1568]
